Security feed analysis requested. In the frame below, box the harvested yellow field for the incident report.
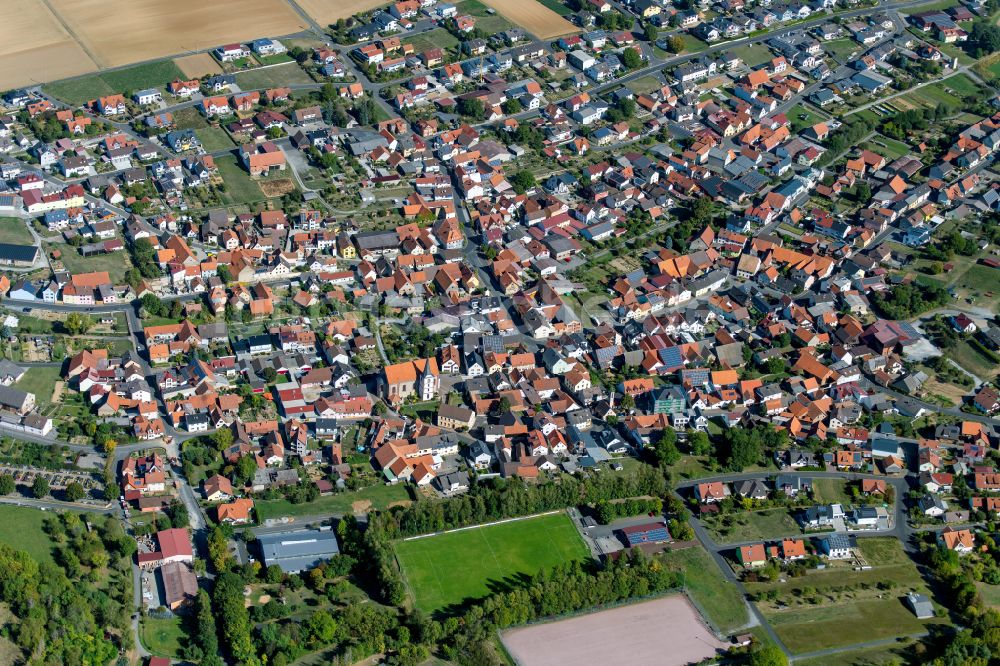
[294,0,388,26]
[48,0,309,68]
[0,0,98,89]
[479,0,578,39]
[175,53,223,78]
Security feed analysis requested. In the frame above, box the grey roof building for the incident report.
[258,529,341,573]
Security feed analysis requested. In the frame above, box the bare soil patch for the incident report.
[260,178,297,197]
[0,0,98,89]
[175,52,223,78]
[351,500,372,513]
[502,595,726,666]
[48,0,308,68]
[479,0,579,39]
[294,0,389,26]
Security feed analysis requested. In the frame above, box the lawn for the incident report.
[45,61,185,105]
[978,582,1000,608]
[950,262,1000,310]
[901,0,959,13]
[811,478,852,506]
[406,29,460,54]
[45,243,133,284]
[731,43,774,68]
[235,63,313,90]
[822,38,860,62]
[195,127,236,153]
[141,616,186,659]
[395,512,590,614]
[863,134,911,160]
[215,155,266,207]
[949,340,999,380]
[788,103,828,133]
[702,508,803,544]
[795,641,917,666]
[626,75,665,95]
[681,34,710,53]
[746,539,945,654]
[659,545,748,633]
[0,505,55,565]
[172,107,209,131]
[0,218,35,245]
[254,483,413,520]
[15,367,62,407]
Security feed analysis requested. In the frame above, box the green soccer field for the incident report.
[394,512,590,615]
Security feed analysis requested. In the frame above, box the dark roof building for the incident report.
[258,529,341,572]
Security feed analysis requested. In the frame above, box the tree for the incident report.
[217,265,233,284]
[854,181,872,204]
[619,394,635,411]
[621,47,643,70]
[0,475,12,495]
[64,481,85,502]
[32,476,49,498]
[103,439,117,456]
[748,643,788,666]
[262,367,279,383]
[667,35,686,53]
[63,313,93,336]
[457,97,485,120]
[501,98,522,115]
[650,428,681,467]
[237,455,258,486]
[643,22,658,42]
[213,428,234,451]
[510,170,536,194]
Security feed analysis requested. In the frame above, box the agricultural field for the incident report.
[659,546,749,633]
[0,0,98,90]
[175,52,223,78]
[44,60,185,105]
[47,0,307,68]
[294,0,387,26]
[537,0,573,15]
[394,512,590,614]
[0,218,35,245]
[478,0,578,39]
[701,508,803,544]
[502,595,725,666]
[745,538,946,654]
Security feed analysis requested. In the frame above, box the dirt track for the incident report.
[502,595,726,666]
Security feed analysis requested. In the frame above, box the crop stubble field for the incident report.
[479,0,579,39]
[0,0,307,89]
[0,0,99,89]
[294,0,390,26]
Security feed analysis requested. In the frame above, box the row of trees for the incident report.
[368,466,668,540]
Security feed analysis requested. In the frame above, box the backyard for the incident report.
[15,366,62,407]
[216,155,267,207]
[44,242,134,284]
[141,616,186,659]
[394,511,590,615]
[701,508,803,544]
[745,538,945,654]
[254,482,412,520]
